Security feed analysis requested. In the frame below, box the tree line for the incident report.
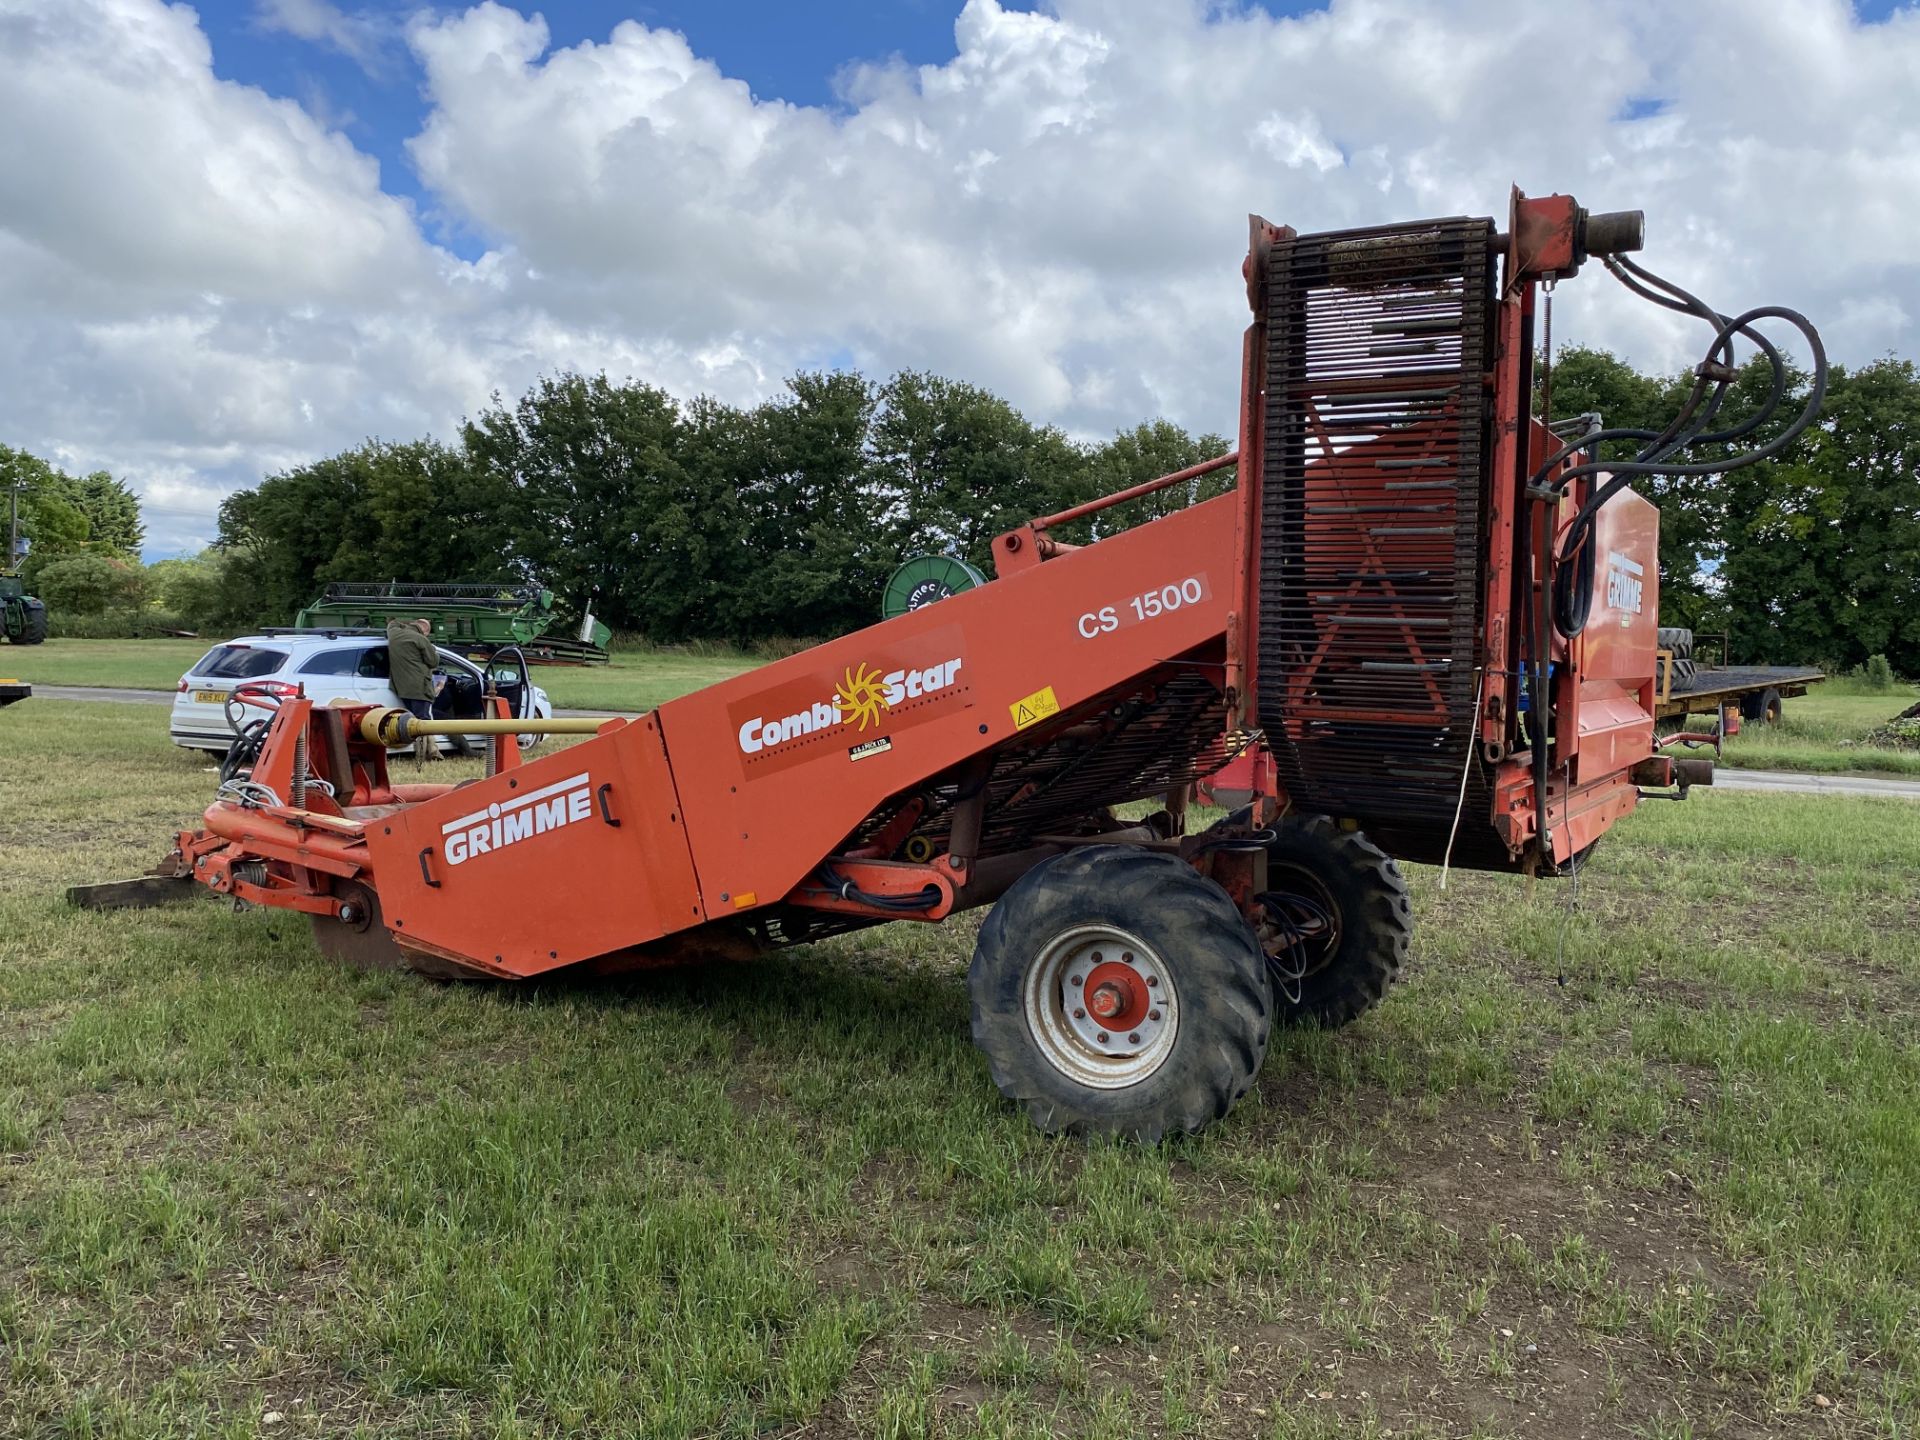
[3,446,147,614]
[7,352,1918,675]
[204,369,1231,643]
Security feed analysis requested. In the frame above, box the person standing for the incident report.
[385,617,445,762]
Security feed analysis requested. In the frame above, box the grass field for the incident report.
[3,699,1918,1438]
[1682,683,1920,778]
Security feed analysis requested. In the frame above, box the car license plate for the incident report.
[193,690,230,704]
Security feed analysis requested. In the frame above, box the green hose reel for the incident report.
[881,554,986,620]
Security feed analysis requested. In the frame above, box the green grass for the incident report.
[1685,682,1920,778]
[541,647,756,710]
[4,700,1919,1436]
[8,637,756,712]
[1,637,211,690]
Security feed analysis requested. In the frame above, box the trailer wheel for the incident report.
[1741,686,1784,725]
[969,847,1271,1142]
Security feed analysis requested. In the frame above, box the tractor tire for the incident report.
[1256,814,1413,1029]
[1657,626,1694,690]
[969,846,1271,1143]
[1741,686,1784,725]
[8,602,47,644]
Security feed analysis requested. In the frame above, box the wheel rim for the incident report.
[1023,924,1178,1090]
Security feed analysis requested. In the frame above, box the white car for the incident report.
[169,631,554,754]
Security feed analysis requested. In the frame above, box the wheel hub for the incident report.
[1025,928,1178,1088]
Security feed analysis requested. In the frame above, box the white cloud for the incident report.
[2,0,1919,557]
[253,0,395,75]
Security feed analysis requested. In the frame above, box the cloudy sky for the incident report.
[1,0,1915,558]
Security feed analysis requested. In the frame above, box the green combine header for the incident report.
[295,582,611,665]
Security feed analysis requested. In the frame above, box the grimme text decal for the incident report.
[441,772,592,865]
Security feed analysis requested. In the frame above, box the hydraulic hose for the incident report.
[1536,266,1827,640]
[816,861,942,913]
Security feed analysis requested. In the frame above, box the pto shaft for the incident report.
[357,707,607,746]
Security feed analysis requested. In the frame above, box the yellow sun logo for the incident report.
[836,662,892,732]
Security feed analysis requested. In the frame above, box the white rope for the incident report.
[1438,667,1486,891]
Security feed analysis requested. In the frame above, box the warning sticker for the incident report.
[1009,685,1060,731]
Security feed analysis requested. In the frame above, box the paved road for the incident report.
[35,685,173,706]
[23,685,1920,801]
[1709,767,1920,800]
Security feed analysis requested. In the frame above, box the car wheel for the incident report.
[518,709,547,752]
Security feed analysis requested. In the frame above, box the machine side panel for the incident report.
[1580,489,1660,686]
[364,715,706,974]
[1569,488,1660,798]
[659,495,1239,916]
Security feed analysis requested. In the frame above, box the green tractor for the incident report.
[1,571,48,645]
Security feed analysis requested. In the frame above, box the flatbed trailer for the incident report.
[1655,663,1823,725]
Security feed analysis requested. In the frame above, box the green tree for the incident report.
[1074,420,1234,538]
[464,374,740,639]
[60,470,144,557]
[869,371,1090,574]
[147,548,253,631]
[1719,359,1920,674]
[34,553,146,615]
[3,444,90,572]
[217,439,513,626]
[712,371,887,639]
[217,453,377,621]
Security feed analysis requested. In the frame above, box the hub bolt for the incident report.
[1073,1008,1086,1020]
[1149,1009,1161,1022]
[1096,1031,1109,1044]
[1069,974,1082,986]
[1146,975,1159,988]
[1128,1032,1141,1045]
[1090,951,1103,963]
